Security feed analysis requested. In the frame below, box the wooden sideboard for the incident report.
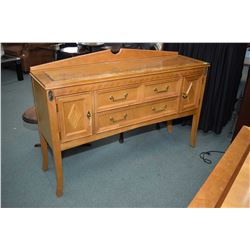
[30,49,209,197]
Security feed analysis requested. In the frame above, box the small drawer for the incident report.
[96,85,140,111]
[96,97,179,133]
[144,78,182,101]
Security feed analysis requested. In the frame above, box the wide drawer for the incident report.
[96,85,140,111]
[95,97,179,133]
[144,77,182,101]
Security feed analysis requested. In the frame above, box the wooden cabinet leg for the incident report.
[167,120,173,133]
[190,113,199,147]
[52,148,63,197]
[40,134,48,171]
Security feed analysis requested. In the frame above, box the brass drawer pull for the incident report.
[152,104,167,112]
[154,86,169,93]
[182,82,193,99]
[87,111,92,119]
[109,93,128,102]
[110,113,128,123]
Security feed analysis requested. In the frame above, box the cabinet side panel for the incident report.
[32,80,52,146]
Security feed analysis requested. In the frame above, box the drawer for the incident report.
[144,78,182,101]
[96,85,140,111]
[96,97,179,133]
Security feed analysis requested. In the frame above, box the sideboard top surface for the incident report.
[30,49,209,89]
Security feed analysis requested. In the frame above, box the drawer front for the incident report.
[96,85,140,111]
[144,78,182,101]
[96,98,179,133]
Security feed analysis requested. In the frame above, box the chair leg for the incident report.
[155,123,161,129]
[119,133,124,143]
[16,59,23,81]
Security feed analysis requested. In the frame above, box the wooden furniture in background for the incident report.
[30,49,209,197]
[221,150,250,208]
[189,126,250,208]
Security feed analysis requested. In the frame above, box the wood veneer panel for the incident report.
[221,151,250,208]
[30,49,208,89]
[189,126,250,208]
[30,49,209,196]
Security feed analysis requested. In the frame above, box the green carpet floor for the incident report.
[1,69,233,207]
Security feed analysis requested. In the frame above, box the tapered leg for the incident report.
[40,134,48,171]
[52,147,63,197]
[190,113,199,147]
[167,120,173,133]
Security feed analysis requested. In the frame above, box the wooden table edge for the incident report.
[188,126,250,208]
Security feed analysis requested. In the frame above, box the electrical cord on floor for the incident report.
[199,150,225,164]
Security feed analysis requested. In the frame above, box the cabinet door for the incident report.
[179,74,203,112]
[57,93,93,142]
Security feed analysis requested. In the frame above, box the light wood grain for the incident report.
[30,49,209,197]
[180,74,203,112]
[96,98,179,134]
[96,84,140,111]
[31,49,179,72]
[221,151,250,208]
[144,77,182,101]
[32,80,52,147]
[190,71,207,147]
[60,110,196,151]
[46,88,64,197]
[57,93,93,142]
[39,134,48,171]
[189,126,250,208]
[30,49,208,89]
